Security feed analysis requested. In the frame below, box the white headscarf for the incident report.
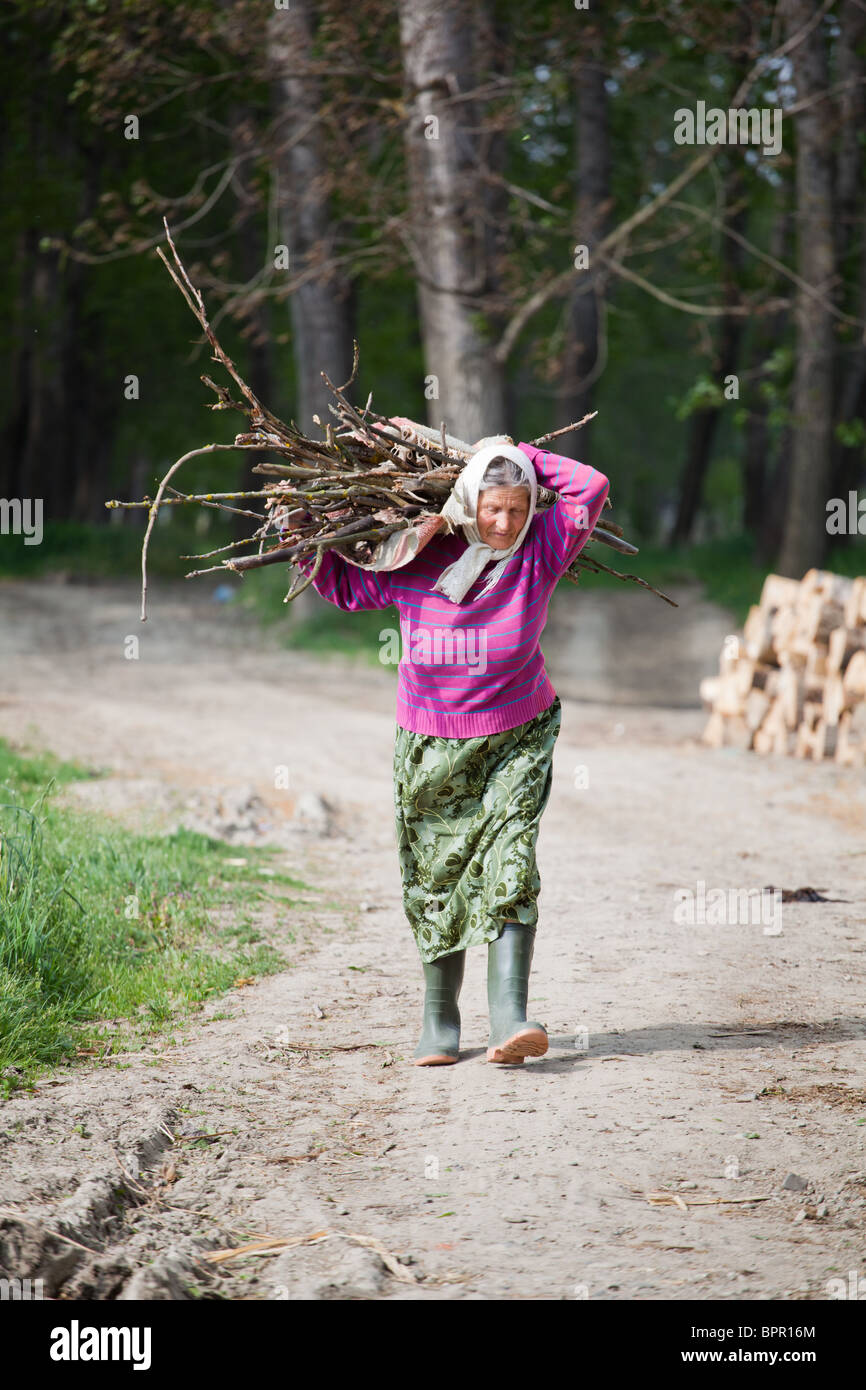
[432,441,537,604]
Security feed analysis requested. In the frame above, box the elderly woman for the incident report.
[291,431,610,1066]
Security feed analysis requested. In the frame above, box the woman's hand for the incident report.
[275,504,313,535]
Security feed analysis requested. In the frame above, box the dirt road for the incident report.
[1,573,864,1301]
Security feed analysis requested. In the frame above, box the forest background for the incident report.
[2,0,864,622]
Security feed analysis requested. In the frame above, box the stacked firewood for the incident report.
[700,569,866,765]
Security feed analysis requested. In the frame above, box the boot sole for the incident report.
[412,1053,459,1066]
[486,1027,548,1064]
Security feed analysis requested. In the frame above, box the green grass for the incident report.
[0,743,100,791]
[0,739,315,1094]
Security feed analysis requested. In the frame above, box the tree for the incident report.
[397,0,507,439]
[829,0,866,523]
[267,1,355,434]
[777,0,836,578]
[669,161,748,546]
[555,25,611,462]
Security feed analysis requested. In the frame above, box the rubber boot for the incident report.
[486,923,548,1064]
[413,949,466,1065]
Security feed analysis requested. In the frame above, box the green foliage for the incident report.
[670,374,726,422]
[0,1,863,584]
[703,453,742,530]
[834,418,866,450]
[0,739,305,1091]
[572,533,768,626]
[0,512,235,579]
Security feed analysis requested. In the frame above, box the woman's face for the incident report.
[476,486,530,549]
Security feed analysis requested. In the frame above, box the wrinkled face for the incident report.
[476,486,530,549]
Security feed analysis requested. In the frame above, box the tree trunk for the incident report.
[267,0,355,434]
[776,0,836,578]
[669,162,747,546]
[229,99,274,538]
[744,205,791,544]
[476,1,511,430]
[0,229,31,504]
[833,0,864,275]
[829,230,866,510]
[829,0,866,521]
[266,1,358,621]
[68,131,120,523]
[556,31,610,462]
[0,64,120,524]
[759,424,793,564]
[18,232,66,510]
[398,0,506,441]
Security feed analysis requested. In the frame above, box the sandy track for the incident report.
[0,574,865,1301]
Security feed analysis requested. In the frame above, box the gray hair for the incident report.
[479,455,531,493]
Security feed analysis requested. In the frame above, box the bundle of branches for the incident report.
[107,220,677,619]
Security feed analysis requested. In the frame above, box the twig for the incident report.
[606,1173,771,1207]
[157,218,273,427]
[528,412,598,446]
[282,545,323,600]
[202,1227,417,1282]
[561,556,679,607]
[166,485,265,523]
[122,226,672,612]
[646,1193,772,1207]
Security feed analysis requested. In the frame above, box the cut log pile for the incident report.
[700,569,866,766]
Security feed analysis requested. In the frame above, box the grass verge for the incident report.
[0,739,314,1095]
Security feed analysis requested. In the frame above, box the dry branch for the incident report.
[107,218,677,619]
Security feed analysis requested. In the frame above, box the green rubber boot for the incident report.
[413,949,466,1066]
[486,923,548,1064]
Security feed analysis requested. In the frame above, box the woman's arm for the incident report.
[283,507,394,612]
[293,537,395,612]
[516,441,610,581]
[286,414,410,613]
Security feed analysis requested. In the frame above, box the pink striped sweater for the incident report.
[294,442,610,737]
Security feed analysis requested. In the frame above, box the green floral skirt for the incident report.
[393,697,562,963]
